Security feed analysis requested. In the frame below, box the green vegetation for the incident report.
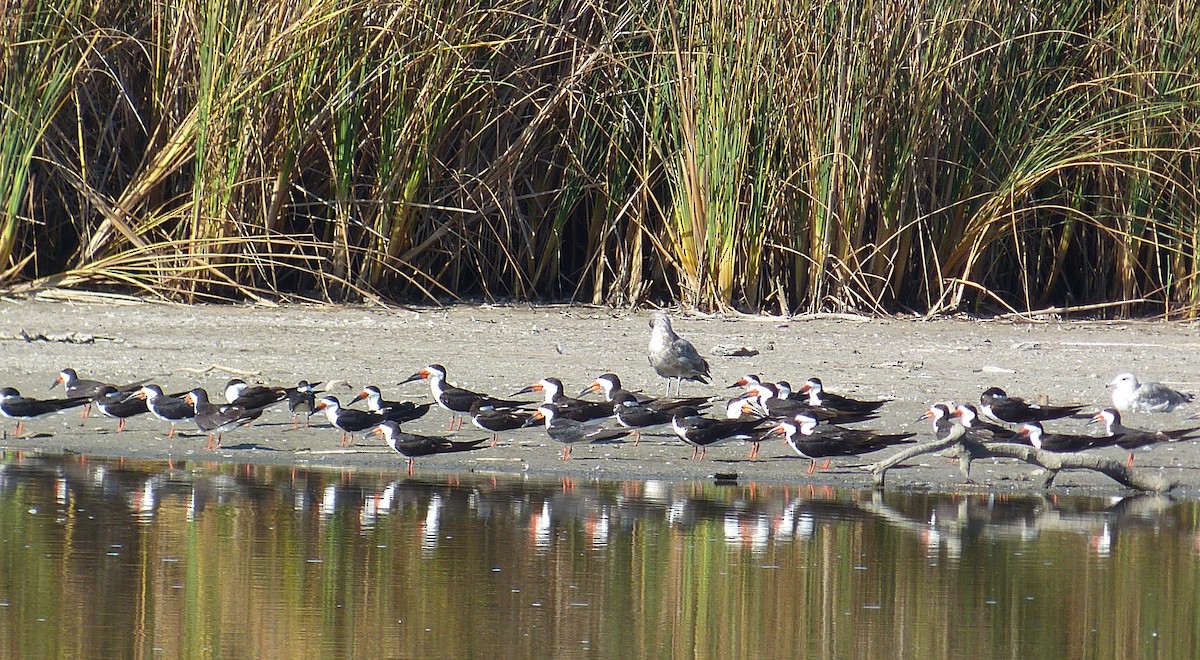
[3,1,1199,315]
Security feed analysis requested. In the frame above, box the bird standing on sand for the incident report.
[400,364,525,431]
[349,385,432,424]
[767,414,914,474]
[184,388,260,450]
[1108,373,1193,413]
[1090,407,1200,466]
[670,406,767,461]
[648,312,711,397]
[285,380,319,428]
[371,420,487,476]
[91,386,149,432]
[469,400,537,445]
[532,403,630,461]
[136,385,194,438]
[0,387,90,435]
[797,377,887,414]
[223,379,287,410]
[979,387,1083,423]
[52,368,147,419]
[1016,422,1103,453]
[314,396,386,447]
[514,377,613,422]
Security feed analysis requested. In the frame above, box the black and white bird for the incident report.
[400,364,525,431]
[349,385,432,424]
[532,403,630,461]
[581,372,711,412]
[952,403,1017,441]
[670,406,767,461]
[285,380,320,429]
[314,396,387,447]
[515,377,613,422]
[91,385,149,432]
[1016,422,1104,453]
[1108,373,1193,413]
[609,390,677,445]
[184,388,261,450]
[51,368,147,419]
[223,379,287,411]
[468,400,537,446]
[767,414,914,474]
[648,312,711,396]
[372,420,487,475]
[1091,407,1200,466]
[136,385,194,438]
[0,387,91,435]
[979,387,1084,424]
[796,377,887,414]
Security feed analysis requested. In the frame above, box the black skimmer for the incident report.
[1107,373,1193,413]
[1016,422,1104,453]
[285,380,319,428]
[797,377,887,414]
[91,386,149,432]
[314,396,386,447]
[0,387,90,435]
[371,420,487,476]
[724,391,768,420]
[951,403,1017,441]
[773,381,808,401]
[399,364,525,431]
[748,382,877,424]
[136,385,194,438]
[767,414,914,474]
[515,378,613,422]
[727,374,763,391]
[1090,407,1200,466]
[979,387,1084,424]
[670,406,767,461]
[917,403,953,432]
[648,312,711,396]
[349,385,432,423]
[531,403,630,461]
[51,368,146,418]
[918,404,985,443]
[469,400,536,445]
[610,390,675,445]
[184,388,261,450]
[918,404,962,439]
[223,379,287,410]
[581,373,710,411]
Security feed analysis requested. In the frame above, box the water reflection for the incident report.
[0,451,1196,658]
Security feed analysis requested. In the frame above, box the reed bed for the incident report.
[2,0,1199,316]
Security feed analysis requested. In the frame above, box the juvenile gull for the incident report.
[648,312,711,397]
[1108,372,1193,413]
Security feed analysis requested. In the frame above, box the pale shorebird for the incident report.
[1108,373,1193,413]
[648,312,711,397]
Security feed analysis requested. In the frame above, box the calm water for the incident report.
[0,452,1197,659]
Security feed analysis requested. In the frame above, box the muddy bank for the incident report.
[1,297,1198,496]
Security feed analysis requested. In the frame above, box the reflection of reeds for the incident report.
[4,3,1200,315]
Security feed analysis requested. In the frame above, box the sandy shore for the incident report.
[1,296,1198,496]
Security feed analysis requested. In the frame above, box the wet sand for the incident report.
[1,297,1199,496]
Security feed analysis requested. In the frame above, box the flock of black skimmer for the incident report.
[1,312,1197,476]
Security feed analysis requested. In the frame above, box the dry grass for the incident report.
[2,1,1199,315]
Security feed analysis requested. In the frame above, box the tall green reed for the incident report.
[2,0,1199,316]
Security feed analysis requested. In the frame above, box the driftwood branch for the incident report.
[868,424,966,487]
[868,424,1176,493]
